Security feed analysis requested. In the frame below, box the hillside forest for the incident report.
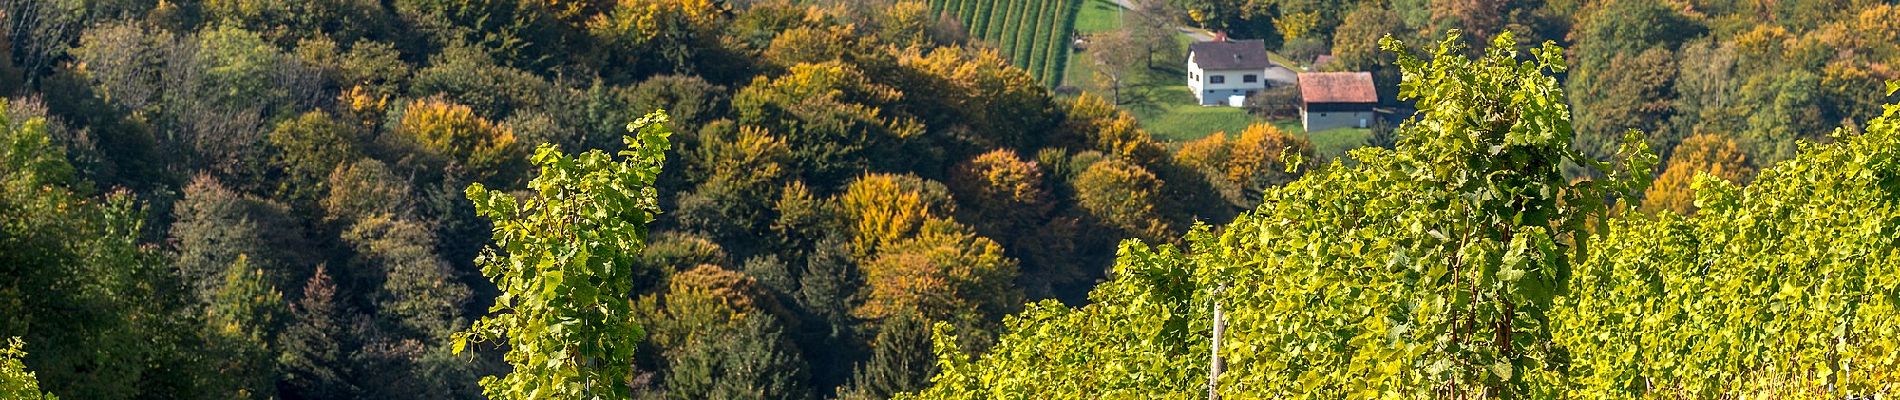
[1,0,1899,399]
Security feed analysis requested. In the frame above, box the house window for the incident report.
[1210,75,1225,84]
[1243,74,1258,83]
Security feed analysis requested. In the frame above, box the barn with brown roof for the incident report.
[1297,72,1378,132]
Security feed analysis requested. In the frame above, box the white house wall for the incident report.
[1302,110,1374,132]
[1187,55,1267,106]
[1188,59,1204,98]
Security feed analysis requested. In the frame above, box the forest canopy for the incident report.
[1,0,1898,399]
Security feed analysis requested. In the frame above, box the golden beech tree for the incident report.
[763,26,864,68]
[839,173,956,258]
[1174,123,1315,205]
[1060,94,1167,165]
[949,149,1051,232]
[853,219,1020,324]
[587,0,722,43]
[395,97,522,176]
[899,46,1051,149]
[1073,159,1172,242]
[1642,133,1753,215]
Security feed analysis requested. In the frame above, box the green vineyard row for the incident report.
[927,0,1080,86]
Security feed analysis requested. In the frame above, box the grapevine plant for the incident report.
[452,111,672,400]
[906,33,1900,398]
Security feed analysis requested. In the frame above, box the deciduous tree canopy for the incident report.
[7,1,1900,398]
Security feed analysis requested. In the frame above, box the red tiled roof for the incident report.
[1297,72,1377,104]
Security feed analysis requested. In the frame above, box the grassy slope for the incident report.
[1303,127,1372,160]
[1071,0,1120,32]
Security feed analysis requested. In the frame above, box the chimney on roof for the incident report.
[1214,31,1227,42]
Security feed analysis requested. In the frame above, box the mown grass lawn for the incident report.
[1072,0,1121,33]
[1139,105,1257,141]
[1162,118,1369,161]
[1061,0,1117,92]
[1301,127,1372,160]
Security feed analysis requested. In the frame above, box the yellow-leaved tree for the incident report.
[1641,132,1753,215]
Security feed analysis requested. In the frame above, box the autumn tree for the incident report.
[853,219,1020,325]
[390,97,524,182]
[587,0,726,75]
[838,173,956,257]
[763,25,867,69]
[1329,3,1405,101]
[948,149,1051,241]
[1057,94,1168,166]
[1429,0,1503,39]
[873,1,935,48]
[733,62,923,184]
[947,151,1080,297]
[267,110,364,205]
[1641,133,1753,215]
[1172,123,1314,207]
[898,46,1055,153]
[1073,158,1172,242]
[321,159,414,223]
[452,111,672,400]
[1331,4,1405,72]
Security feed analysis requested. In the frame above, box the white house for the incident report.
[1297,72,1377,132]
[1187,39,1272,106]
